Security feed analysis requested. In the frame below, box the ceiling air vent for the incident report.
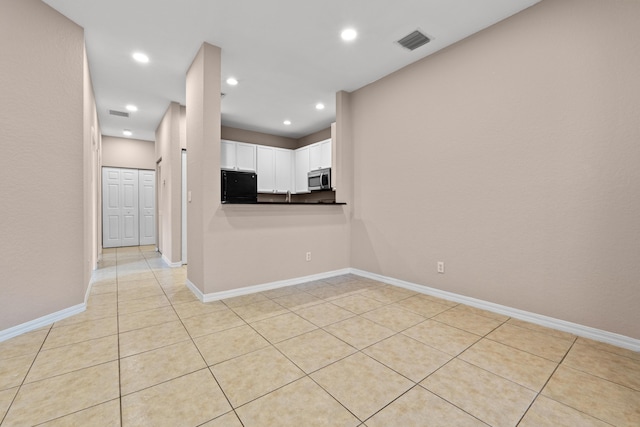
[397,30,431,51]
[109,109,129,118]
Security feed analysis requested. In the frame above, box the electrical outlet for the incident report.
[306,252,311,262]
[437,261,445,274]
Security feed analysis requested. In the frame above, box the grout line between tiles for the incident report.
[0,324,53,426]
[512,335,587,427]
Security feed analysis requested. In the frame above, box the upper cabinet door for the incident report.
[236,142,257,172]
[309,143,322,171]
[320,139,332,169]
[221,140,236,170]
[294,146,310,193]
[256,146,276,192]
[221,140,257,172]
[274,148,293,193]
[308,139,332,170]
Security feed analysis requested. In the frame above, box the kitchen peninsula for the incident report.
[221,128,342,205]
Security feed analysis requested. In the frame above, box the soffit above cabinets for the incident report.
[42,0,540,141]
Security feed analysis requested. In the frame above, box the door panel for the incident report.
[138,170,156,246]
[120,170,139,247]
[102,168,122,248]
[123,214,136,239]
[107,216,119,240]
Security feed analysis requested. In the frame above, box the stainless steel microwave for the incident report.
[308,167,331,191]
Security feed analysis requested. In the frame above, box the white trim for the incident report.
[5,267,638,351]
[84,280,94,305]
[162,254,182,268]
[0,303,86,343]
[350,268,640,352]
[186,279,204,302]
[194,269,351,303]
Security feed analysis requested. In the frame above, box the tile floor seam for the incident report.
[526,395,618,427]
[217,361,304,411]
[510,335,582,427]
[236,322,367,421]
[405,317,485,356]
[456,350,557,395]
[578,341,640,362]
[115,249,124,427]
[482,335,571,364]
[0,322,55,426]
[166,292,238,416]
[427,316,486,339]
[302,370,366,424]
[417,350,535,425]
[29,398,121,427]
[559,363,640,394]
[562,347,640,392]
[413,382,493,427]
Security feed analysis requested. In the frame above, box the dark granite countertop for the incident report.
[221,201,346,205]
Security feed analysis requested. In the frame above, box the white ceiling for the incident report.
[43,0,540,141]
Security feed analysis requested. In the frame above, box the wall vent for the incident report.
[109,109,129,118]
[397,30,431,51]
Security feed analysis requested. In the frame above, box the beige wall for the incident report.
[297,127,331,148]
[187,45,350,295]
[221,126,298,150]
[102,136,155,170]
[221,125,331,150]
[349,0,640,339]
[186,43,222,291]
[0,0,88,330]
[155,102,182,263]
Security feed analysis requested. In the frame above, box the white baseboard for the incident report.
[186,279,204,302]
[161,254,183,268]
[186,269,351,303]
[0,303,86,343]
[351,268,640,352]
[6,267,636,353]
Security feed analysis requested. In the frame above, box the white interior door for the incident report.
[102,168,122,248]
[139,170,156,246]
[120,169,139,247]
[102,167,148,248]
[181,150,187,264]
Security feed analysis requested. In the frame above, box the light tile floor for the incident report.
[1,246,639,426]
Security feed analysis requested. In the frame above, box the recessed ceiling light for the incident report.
[125,104,138,112]
[123,130,133,136]
[341,28,358,41]
[132,52,149,63]
[226,77,238,86]
[315,103,325,110]
[283,120,291,126]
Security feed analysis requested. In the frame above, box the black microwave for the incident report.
[308,167,331,191]
[221,170,257,203]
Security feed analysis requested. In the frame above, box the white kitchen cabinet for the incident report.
[275,148,293,193]
[294,146,310,193]
[221,140,256,172]
[256,146,275,192]
[308,139,332,171]
[220,140,236,170]
[236,142,257,171]
[320,139,331,168]
[257,146,293,193]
